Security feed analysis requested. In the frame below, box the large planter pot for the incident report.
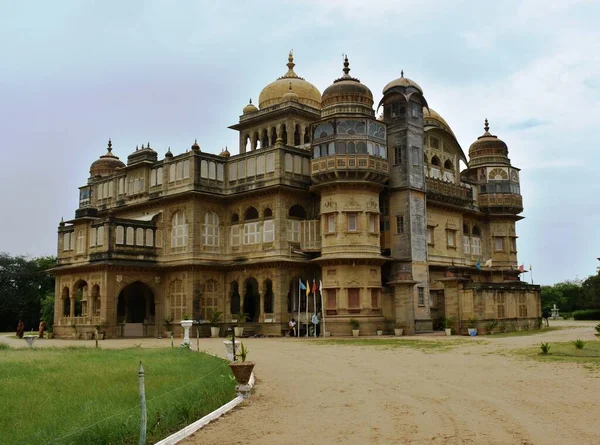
[180,320,194,346]
[165,330,173,338]
[228,362,255,385]
[223,340,242,361]
[234,327,244,337]
[210,326,220,338]
[394,328,404,337]
[376,330,383,336]
[468,328,477,337]
[445,328,452,336]
[352,329,359,337]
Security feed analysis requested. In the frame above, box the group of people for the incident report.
[288,312,322,337]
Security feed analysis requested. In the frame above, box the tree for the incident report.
[0,253,56,332]
[581,275,600,309]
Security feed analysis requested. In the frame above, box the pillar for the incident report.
[70,297,75,318]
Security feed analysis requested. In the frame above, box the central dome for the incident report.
[321,56,373,112]
[258,52,321,109]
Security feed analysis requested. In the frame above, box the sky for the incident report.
[1,0,599,285]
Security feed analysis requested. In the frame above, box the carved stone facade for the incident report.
[51,54,540,338]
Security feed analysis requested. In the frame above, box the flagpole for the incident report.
[313,280,317,338]
[297,279,300,338]
[530,266,534,285]
[320,285,326,337]
[305,280,309,338]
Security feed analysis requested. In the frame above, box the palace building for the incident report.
[51,53,541,338]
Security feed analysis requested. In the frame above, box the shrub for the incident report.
[540,342,551,355]
[535,317,543,329]
[572,310,600,320]
[561,312,572,320]
[595,323,600,337]
[499,321,508,333]
[573,339,586,349]
[349,318,360,330]
[485,320,498,334]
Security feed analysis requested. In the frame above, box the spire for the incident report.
[401,69,404,78]
[107,138,112,152]
[249,98,252,104]
[342,54,350,78]
[484,118,490,133]
[147,142,150,148]
[284,50,298,78]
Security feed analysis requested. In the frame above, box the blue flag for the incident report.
[475,261,481,270]
[299,280,306,290]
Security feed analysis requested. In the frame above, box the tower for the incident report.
[380,71,431,333]
[311,57,389,334]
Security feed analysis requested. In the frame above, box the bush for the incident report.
[573,339,586,349]
[572,310,600,320]
[561,312,572,320]
[540,342,551,355]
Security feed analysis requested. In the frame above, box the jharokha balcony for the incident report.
[311,154,389,184]
[426,177,474,207]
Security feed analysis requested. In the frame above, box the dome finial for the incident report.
[342,54,350,77]
[287,50,295,72]
[484,118,489,133]
[249,98,252,104]
[107,138,112,152]
[401,69,404,78]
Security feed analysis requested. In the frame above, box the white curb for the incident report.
[154,372,255,445]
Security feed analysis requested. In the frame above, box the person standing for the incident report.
[288,318,297,337]
[311,312,320,337]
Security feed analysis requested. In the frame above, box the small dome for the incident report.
[468,119,509,167]
[90,139,125,177]
[383,70,423,95]
[191,139,201,151]
[321,56,373,110]
[220,147,231,157]
[165,147,173,158]
[258,51,321,109]
[243,98,258,115]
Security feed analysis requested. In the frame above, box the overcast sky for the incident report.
[1,0,599,285]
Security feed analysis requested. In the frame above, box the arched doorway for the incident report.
[243,277,260,322]
[117,281,155,337]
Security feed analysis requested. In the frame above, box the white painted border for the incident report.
[154,372,255,445]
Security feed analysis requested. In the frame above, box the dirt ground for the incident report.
[2,320,599,445]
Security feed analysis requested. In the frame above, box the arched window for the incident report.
[231,213,239,224]
[270,127,277,145]
[171,212,188,248]
[263,208,274,243]
[167,279,186,321]
[62,286,70,316]
[244,134,250,152]
[245,207,259,221]
[262,129,269,148]
[230,281,240,315]
[202,211,220,246]
[201,280,218,320]
[264,208,273,219]
[145,229,154,247]
[289,205,306,219]
[116,226,124,245]
[253,132,259,149]
[294,124,301,145]
[288,205,306,243]
[136,228,144,246]
[444,160,454,170]
[281,124,287,144]
[431,156,441,166]
[264,279,274,313]
[126,227,134,245]
[304,127,310,144]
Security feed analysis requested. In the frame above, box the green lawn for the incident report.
[515,340,600,366]
[486,327,563,338]
[0,346,236,445]
[315,338,470,352]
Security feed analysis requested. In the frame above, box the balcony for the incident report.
[478,193,523,213]
[300,220,321,251]
[426,177,473,207]
[311,154,389,184]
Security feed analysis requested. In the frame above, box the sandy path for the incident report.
[184,321,600,445]
[2,322,599,444]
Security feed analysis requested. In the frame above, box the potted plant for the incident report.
[44,329,54,339]
[444,317,455,336]
[376,325,383,336]
[349,318,360,337]
[233,312,249,337]
[209,311,223,338]
[394,322,404,337]
[223,334,242,361]
[485,320,498,335]
[228,342,255,385]
[467,317,478,336]
[163,316,173,338]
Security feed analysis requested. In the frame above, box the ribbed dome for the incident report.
[243,98,258,115]
[258,52,321,109]
[219,147,231,157]
[382,70,423,95]
[423,108,456,138]
[321,56,373,110]
[90,139,125,177]
[468,119,509,167]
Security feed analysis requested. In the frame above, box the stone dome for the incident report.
[468,119,510,167]
[382,70,423,95]
[220,147,231,157]
[321,56,373,110]
[89,139,125,177]
[242,98,258,115]
[423,108,456,139]
[258,52,321,109]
